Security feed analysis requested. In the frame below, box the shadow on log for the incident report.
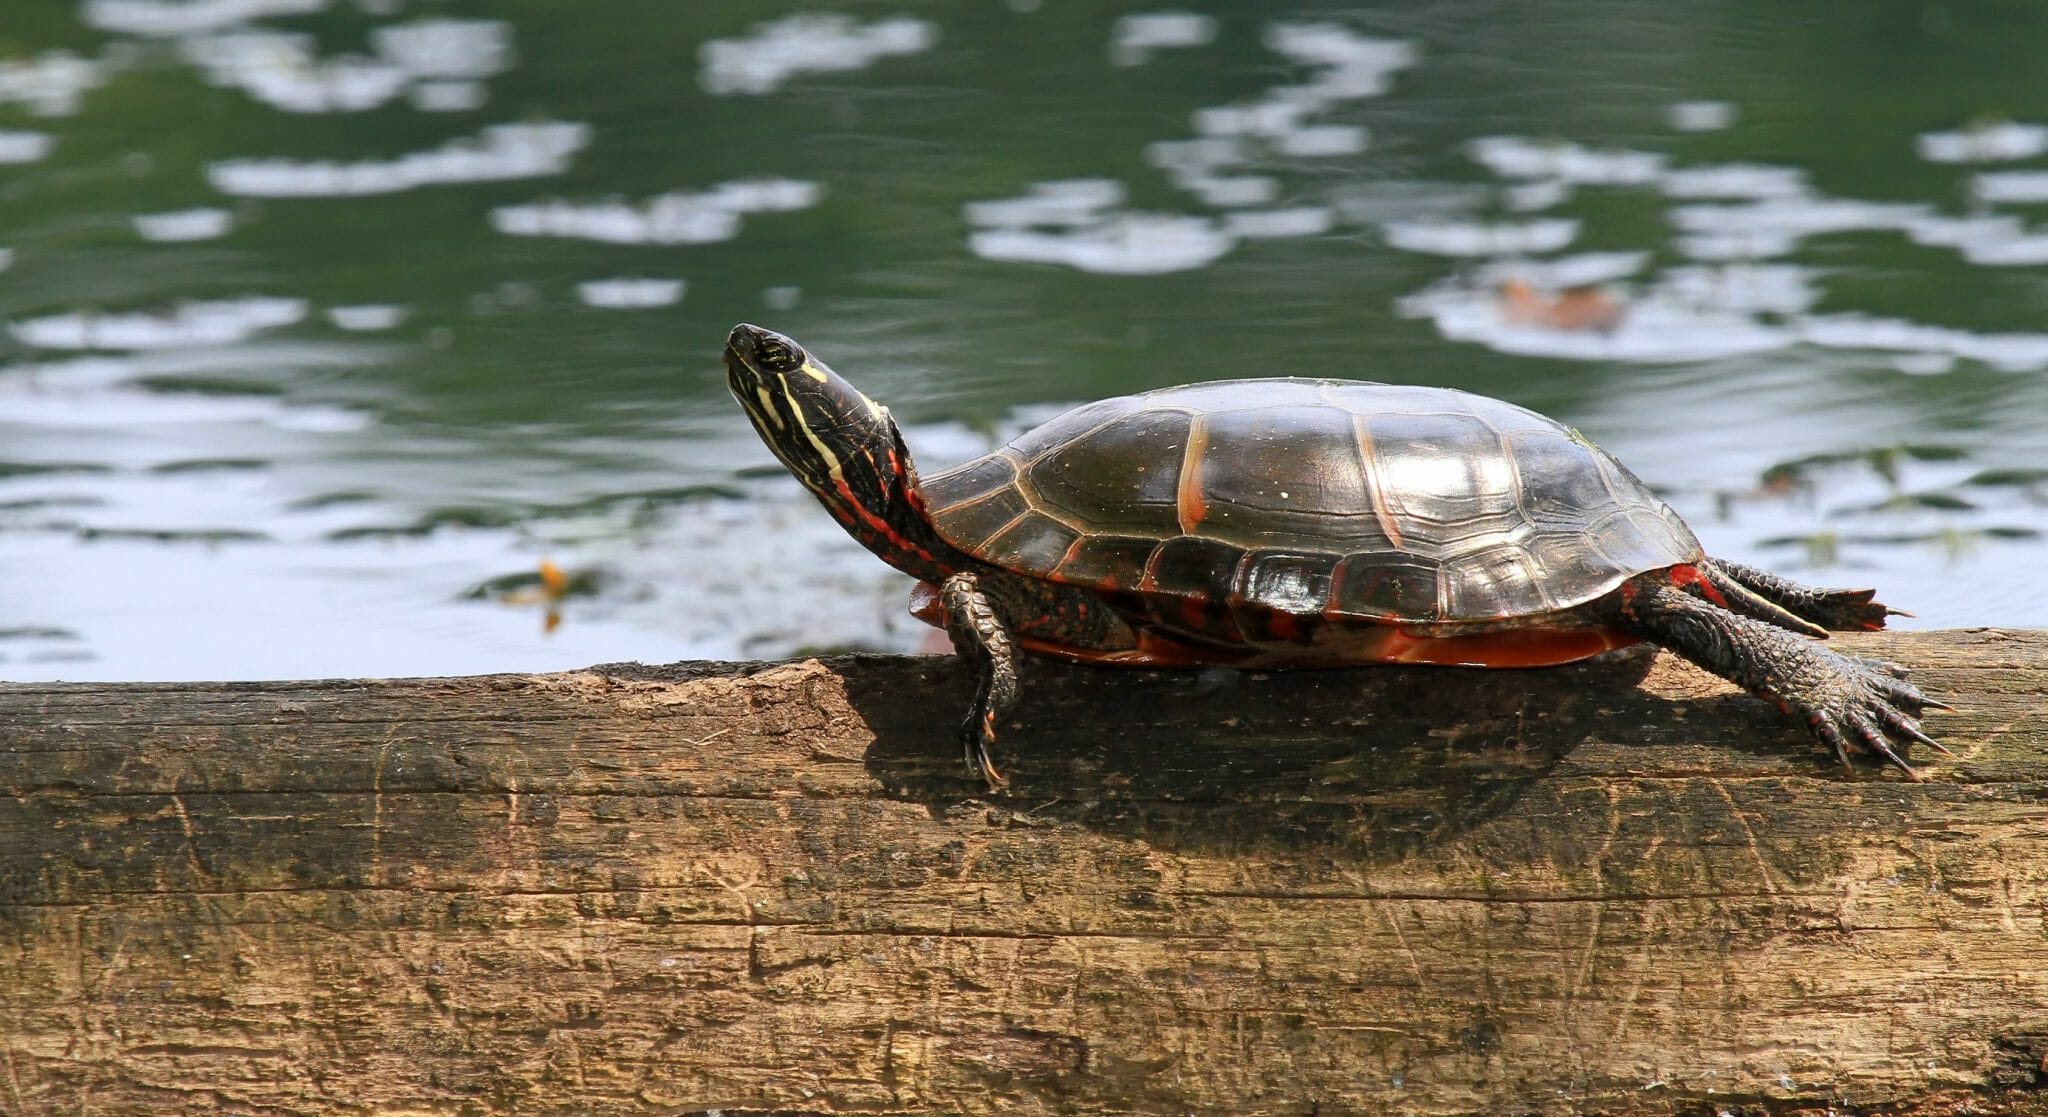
[1,629,2045,1115]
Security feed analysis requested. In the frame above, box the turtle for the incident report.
[724,323,1950,789]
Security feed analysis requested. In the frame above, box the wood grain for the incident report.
[1,629,2044,1115]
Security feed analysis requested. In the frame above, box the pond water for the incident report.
[3,0,2046,682]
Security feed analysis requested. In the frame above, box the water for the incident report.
[3,0,2045,682]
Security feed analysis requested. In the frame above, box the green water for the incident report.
[2,0,2045,680]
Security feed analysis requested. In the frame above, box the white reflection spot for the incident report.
[576,278,685,310]
[1381,218,1579,257]
[11,297,307,351]
[1917,120,2048,164]
[82,0,329,37]
[0,130,56,163]
[327,305,407,331]
[133,208,234,242]
[0,51,110,117]
[699,14,938,96]
[1668,101,1737,132]
[1110,11,1216,67]
[491,178,821,246]
[208,121,590,197]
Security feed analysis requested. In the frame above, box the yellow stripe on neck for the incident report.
[781,380,845,482]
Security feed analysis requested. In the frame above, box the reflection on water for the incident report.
[490,177,822,246]
[1108,11,1217,68]
[576,277,684,310]
[174,18,511,116]
[133,206,234,241]
[0,129,55,162]
[1916,119,2048,164]
[2,1,2047,681]
[13,296,306,349]
[698,13,938,96]
[207,120,590,196]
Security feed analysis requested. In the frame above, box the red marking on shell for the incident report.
[1176,416,1209,534]
[1052,535,1090,578]
[1350,411,1405,551]
[1266,611,1303,642]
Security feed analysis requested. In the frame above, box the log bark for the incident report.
[1,629,2045,1116]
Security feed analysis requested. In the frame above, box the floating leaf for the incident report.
[150,457,270,474]
[1963,468,2048,488]
[133,375,288,398]
[286,490,381,511]
[1760,444,1971,490]
[0,460,111,479]
[76,527,270,544]
[1829,490,1977,517]
[0,626,80,641]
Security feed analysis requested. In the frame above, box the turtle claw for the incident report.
[1801,647,1946,778]
[1619,577,1950,779]
[1886,714,1954,756]
[964,718,1009,792]
[1851,713,1920,779]
[1802,586,1899,632]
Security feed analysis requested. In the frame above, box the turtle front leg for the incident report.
[939,571,1020,791]
[1611,575,1948,777]
[1704,558,1902,632]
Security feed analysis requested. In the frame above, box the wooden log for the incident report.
[0,629,2045,1116]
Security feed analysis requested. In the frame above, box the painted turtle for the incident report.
[725,323,1949,789]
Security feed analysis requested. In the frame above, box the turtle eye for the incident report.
[753,336,800,372]
[728,323,806,374]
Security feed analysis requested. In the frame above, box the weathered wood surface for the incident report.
[0,629,2045,1116]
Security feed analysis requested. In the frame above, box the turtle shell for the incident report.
[919,378,1701,631]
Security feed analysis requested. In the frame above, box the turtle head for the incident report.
[725,323,955,580]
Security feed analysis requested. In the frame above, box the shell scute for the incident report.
[1054,534,1158,589]
[1365,410,1525,553]
[932,470,1031,552]
[922,378,1701,627]
[1193,405,1384,547]
[1509,429,1616,529]
[1331,553,1445,619]
[985,512,1082,574]
[1026,407,1189,536]
[1143,535,1243,601]
[1235,551,1336,615]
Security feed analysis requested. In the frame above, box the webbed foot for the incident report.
[1616,574,1951,777]
[1706,558,1906,633]
[1793,649,1949,777]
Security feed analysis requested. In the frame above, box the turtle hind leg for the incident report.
[1705,558,1903,632]
[1611,574,1946,777]
[940,571,1021,791]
